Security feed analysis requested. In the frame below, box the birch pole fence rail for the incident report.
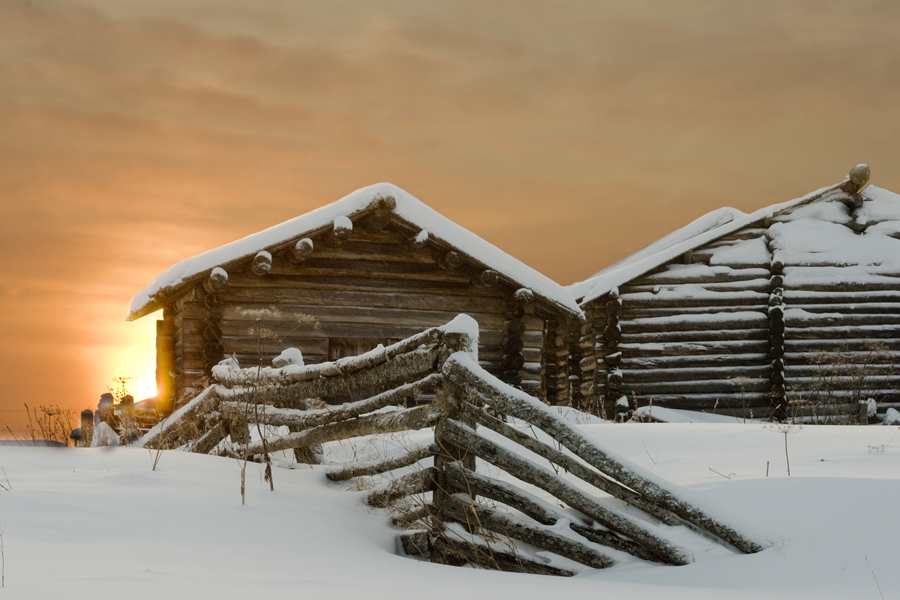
[132,314,764,576]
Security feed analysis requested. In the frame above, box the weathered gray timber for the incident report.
[327,443,440,481]
[438,418,690,565]
[244,404,440,456]
[440,494,615,569]
[569,164,900,419]
[131,317,762,578]
[442,355,764,555]
[128,186,581,405]
[367,467,438,508]
[460,403,681,526]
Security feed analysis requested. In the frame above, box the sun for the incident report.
[99,311,161,402]
[129,369,158,401]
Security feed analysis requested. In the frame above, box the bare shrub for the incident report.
[24,404,75,446]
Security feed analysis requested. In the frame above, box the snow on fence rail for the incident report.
[127,315,762,576]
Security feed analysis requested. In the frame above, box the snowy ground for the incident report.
[1,422,898,599]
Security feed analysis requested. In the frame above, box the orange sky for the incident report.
[1,0,899,436]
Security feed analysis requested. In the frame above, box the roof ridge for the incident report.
[570,164,871,306]
[128,182,583,321]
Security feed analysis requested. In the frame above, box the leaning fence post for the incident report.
[80,409,93,448]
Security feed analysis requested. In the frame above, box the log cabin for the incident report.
[568,164,900,421]
[128,183,584,413]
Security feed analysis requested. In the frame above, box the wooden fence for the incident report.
[133,314,762,576]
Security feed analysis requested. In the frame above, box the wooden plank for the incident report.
[783,351,900,365]
[233,266,475,285]
[627,378,770,395]
[785,314,900,327]
[786,281,900,293]
[783,290,900,303]
[782,376,900,389]
[622,353,770,369]
[620,294,769,309]
[624,305,776,318]
[623,280,770,294]
[785,325,900,339]
[621,312,767,334]
[786,389,900,401]
[784,338,900,352]
[635,267,769,285]
[623,365,770,383]
[228,353,328,367]
[785,303,900,315]
[621,328,769,344]
[783,363,900,377]
[220,336,330,357]
[635,393,775,411]
[618,340,770,356]
[220,304,508,329]
[219,287,508,312]
[282,239,437,265]
[225,273,478,293]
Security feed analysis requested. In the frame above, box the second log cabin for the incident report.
[568,164,900,421]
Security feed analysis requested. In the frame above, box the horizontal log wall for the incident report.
[587,195,900,420]
[168,219,548,399]
[782,267,900,413]
[594,230,777,419]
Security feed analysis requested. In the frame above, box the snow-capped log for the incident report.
[569,523,665,564]
[438,250,464,270]
[840,162,871,194]
[289,238,314,264]
[242,404,441,456]
[203,267,229,294]
[431,534,576,577]
[223,346,440,406]
[249,251,272,276]
[325,216,353,247]
[457,402,659,531]
[441,493,615,570]
[191,418,227,455]
[406,228,428,251]
[366,467,437,507]
[139,385,220,450]
[399,531,432,556]
[220,373,442,430]
[214,326,446,388]
[472,269,499,288]
[438,418,691,565]
[327,442,440,481]
[514,287,535,306]
[443,461,559,526]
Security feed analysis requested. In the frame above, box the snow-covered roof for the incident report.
[566,207,746,301]
[129,182,583,321]
[569,166,875,306]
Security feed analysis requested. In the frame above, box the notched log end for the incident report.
[841,163,870,195]
[250,251,272,276]
[290,238,314,263]
[204,267,229,294]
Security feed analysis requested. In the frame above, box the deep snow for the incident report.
[1,422,898,599]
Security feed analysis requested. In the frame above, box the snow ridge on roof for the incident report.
[569,177,859,306]
[129,183,583,320]
[567,206,745,301]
